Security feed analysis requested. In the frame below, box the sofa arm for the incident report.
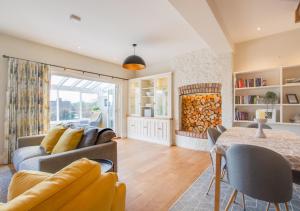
[17,135,45,149]
[37,141,117,173]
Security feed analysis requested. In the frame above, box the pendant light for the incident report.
[122,44,146,71]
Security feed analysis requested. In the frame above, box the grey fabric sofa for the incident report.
[13,128,117,173]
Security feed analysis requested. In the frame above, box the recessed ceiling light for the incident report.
[70,14,81,22]
[77,46,81,49]
[257,27,261,31]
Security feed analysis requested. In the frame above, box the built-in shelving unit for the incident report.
[127,72,173,146]
[234,66,300,126]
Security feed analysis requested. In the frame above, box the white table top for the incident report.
[217,127,300,171]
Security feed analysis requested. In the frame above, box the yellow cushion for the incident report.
[5,158,100,211]
[60,173,118,211]
[7,171,51,201]
[40,125,67,153]
[51,128,84,154]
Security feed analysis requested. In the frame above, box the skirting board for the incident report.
[175,135,209,151]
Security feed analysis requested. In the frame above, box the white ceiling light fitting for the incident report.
[256,27,261,31]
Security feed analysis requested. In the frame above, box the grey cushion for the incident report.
[96,129,116,144]
[77,128,98,148]
[13,146,47,171]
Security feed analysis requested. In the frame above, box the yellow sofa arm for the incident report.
[8,170,51,201]
[111,182,126,211]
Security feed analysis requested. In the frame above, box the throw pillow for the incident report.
[96,129,116,144]
[77,128,99,148]
[40,125,67,153]
[52,128,84,154]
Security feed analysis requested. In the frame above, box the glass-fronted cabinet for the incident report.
[129,80,141,116]
[154,77,168,117]
[128,72,172,118]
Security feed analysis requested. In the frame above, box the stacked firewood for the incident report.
[181,94,222,134]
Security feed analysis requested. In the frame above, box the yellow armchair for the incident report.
[0,158,126,211]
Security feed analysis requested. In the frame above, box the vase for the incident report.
[255,118,267,138]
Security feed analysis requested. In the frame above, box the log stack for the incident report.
[181,94,222,135]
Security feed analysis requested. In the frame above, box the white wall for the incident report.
[234,28,300,134]
[234,28,300,72]
[138,48,233,149]
[0,33,134,161]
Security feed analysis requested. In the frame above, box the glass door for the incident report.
[129,80,141,116]
[154,77,168,117]
[50,74,117,130]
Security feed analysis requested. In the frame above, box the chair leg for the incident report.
[274,203,281,211]
[225,190,238,211]
[266,202,270,211]
[285,202,289,211]
[221,168,226,179]
[242,193,245,210]
[206,175,215,195]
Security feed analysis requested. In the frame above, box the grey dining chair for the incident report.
[225,144,293,211]
[247,123,272,129]
[206,128,225,195]
[216,125,227,133]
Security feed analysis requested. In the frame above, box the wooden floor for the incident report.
[117,139,210,211]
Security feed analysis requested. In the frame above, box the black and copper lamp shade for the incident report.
[122,44,146,71]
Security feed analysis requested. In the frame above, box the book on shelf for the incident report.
[235,110,254,121]
[235,95,263,104]
[236,77,266,88]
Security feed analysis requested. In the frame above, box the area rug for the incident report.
[0,165,15,203]
[170,168,300,211]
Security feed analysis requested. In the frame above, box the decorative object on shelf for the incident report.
[264,91,278,108]
[254,118,267,138]
[285,78,300,84]
[256,109,277,123]
[287,94,299,104]
[123,44,146,71]
[290,113,300,123]
[143,108,153,117]
[145,91,152,96]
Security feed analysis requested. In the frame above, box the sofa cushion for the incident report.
[6,158,100,211]
[40,125,67,153]
[13,146,47,171]
[8,170,51,201]
[52,128,84,154]
[77,128,99,148]
[96,129,116,145]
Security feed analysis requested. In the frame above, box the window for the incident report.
[50,74,116,129]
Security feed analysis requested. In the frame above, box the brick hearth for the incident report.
[176,83,222,139]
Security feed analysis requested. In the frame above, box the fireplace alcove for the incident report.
[175,83,222,139]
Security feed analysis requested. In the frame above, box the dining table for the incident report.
[213,127,300,211]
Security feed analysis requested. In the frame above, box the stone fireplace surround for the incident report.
[175,83,222,139]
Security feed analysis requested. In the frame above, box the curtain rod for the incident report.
[2,54,129,81]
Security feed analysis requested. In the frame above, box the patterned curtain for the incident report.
[3,58,50,163]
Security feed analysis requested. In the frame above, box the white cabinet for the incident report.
[128,72,172,118]
[127,72,172,146]
[127,117,172,146]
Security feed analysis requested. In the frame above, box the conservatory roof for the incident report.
[51,75,113,92]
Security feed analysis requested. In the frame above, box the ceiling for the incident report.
[213,0,300,43]
[0,0,207,66]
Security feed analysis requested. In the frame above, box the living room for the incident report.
[1,0,300,211]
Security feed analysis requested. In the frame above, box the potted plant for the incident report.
[264,91,278,120]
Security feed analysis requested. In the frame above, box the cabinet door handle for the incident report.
[143,126,148,128]
[131,125,135,127]
[157,128,162,130]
